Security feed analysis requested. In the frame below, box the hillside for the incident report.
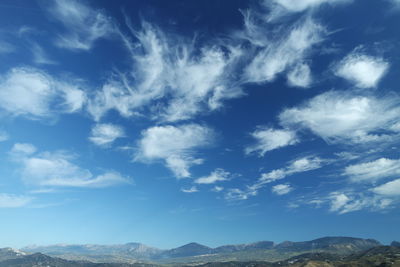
[193,246,400,267]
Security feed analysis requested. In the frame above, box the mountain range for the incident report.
[2,245,400,267]
[9,236,386,263]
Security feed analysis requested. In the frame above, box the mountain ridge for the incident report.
[18,236,382,263]
[2,246,400,267]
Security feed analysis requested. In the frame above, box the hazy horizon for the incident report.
[10,235,394,251]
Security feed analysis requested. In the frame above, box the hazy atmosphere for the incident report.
[0,0,399,253]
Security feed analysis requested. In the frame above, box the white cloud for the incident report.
[31,43,57,65]
[344,158,400,183]
[0,67,86,119]
[258,156,324,184]
[287,63,312,88]
[212,186,224,192]
[0,68,56,118]
[390,0,400,7]
[181,186,198,193]
[0,131,8,142]
[195,168,231,184]
[225,188,257,201]
[135,124,213,178]
[372,179,400,196]
[49,0,114,50]
[89,123,125,146]
[264,0,351,21]
[10,143,37,156]
[329,192,358,214]
[279,90,400,144]
[245,127,298,156]
[243,18,325,84]
[335,51,389,88]
[10,144,129,188]
[328,192,392,214]
[0,41,15,54]
[272,183,293,195]
[88,22,243,122]
[0,193,33,208]
[226,156,324,200]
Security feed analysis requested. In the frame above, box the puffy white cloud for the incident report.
[0,67,86,119]
[135,124,213,178]
[181,186,198,193]
[194,168,231,184]
[226,156,324,200]
[243,18,325,84]
[10,143,37,156]
[372,179,400,196]
[272,183,293,195]
[335,51,389,88]
[0,68,55,118]
[0,193,33,208]
[287,63,312,88]
[58,82,86,113]
[344,158,400,183]
[10,144,129,188]
[89,123,125,146]
[245,127,298,156]
[49,0,115,50]
[279,90,400,144]
[88,22,243,122]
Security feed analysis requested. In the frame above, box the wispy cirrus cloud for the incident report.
[263,0,352,21]
[226,156,325,200]
[344,158,400,183]
[89,123,125,147]
[0,193,33,208]
[0,41,15,54]
[327,192,392,214]
[88,22,243,122]
[10,143,130,188]
[47,0,115,51]
[245,127,298,156]
[135,124,213,178]
[181,186,199,193]
[194,168,231,184]
[304,190,394,214]
[31,42,57,65]
[243,18,325,86]
[0,67,86,119]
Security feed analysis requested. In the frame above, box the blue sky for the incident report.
[0,0,400,249]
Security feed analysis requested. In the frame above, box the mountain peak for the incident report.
[391,241,400,247]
